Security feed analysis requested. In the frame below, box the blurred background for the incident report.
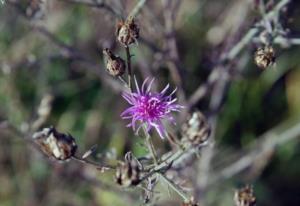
[0,0,300,205]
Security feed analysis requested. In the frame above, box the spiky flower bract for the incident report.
[121,78,183,139]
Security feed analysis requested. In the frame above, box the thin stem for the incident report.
[142,125,158,165]
[118,76,130,89]
[159,174,190,202]
[72,156,115,171]
[129,0,147,18]
[125,46,132,90]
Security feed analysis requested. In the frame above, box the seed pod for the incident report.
[181,111,211,146]
[103,48,126,77]
[234,185,256,206]
[33,127,77,161]
[254,46,275,69]
[115,152,140,187]
[116,17,139,46]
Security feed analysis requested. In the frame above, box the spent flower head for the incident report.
[121,78,183,139]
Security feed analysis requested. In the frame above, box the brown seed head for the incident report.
[116,17,139,46]
[254,46,275,69]
[33,127,77,161]
[181,111,211,146]
[103,48,125,77]
[234,185,256,206]
[115,152,140,187]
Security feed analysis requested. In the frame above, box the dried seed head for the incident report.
[254,46,275,69]
[115,152,140,187]
[116,17,139,46]
[181,111,211,146]
[33,127,77,161]
[103,48,126,77]
[234,185,256,206]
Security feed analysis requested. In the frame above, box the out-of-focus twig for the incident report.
[129,0,147,18]
[58,0,122,18]
[194,0,292,201]
[34,26,125,93]
[162,0,187,106]
[210,118,300,184]
[188,0,292,108]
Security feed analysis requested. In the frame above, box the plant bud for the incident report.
[103,48,126,77]
[254,46,275,69]
[181,111,211,146]
[115,152,140,187]
[116,17,139,46]
[234,185,256,206]
[33,127,77,161]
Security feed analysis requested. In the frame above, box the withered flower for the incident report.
[103,48,126,77]
[115,152,140,187]
[254,46,275,69]
[116,17,139,46]
[33,127,77,161]
[234,185,256,206]
[181,111,211,146]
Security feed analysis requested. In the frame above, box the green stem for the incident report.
[142,125,158,165]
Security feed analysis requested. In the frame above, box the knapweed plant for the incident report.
[2,0,300,205]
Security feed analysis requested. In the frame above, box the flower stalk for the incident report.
[143,125,158,165]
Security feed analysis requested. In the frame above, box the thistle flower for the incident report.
[121,78,183,139]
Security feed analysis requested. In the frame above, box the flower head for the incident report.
[121,78,183,139]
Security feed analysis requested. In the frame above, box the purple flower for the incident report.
[121,78,183,139]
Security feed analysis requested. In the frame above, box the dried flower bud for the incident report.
[234,185,256,206]
[254,46,275,69]
[103,48,126,77]
[116,17,139,46]
[115,152,140,187]
[181,111,211,146]
[33,127,77,160]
